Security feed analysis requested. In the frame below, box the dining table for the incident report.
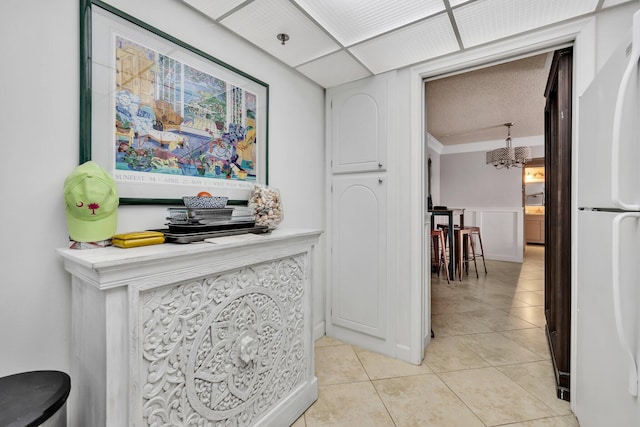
[429,208,465,280]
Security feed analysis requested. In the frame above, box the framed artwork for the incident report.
[80,0,269,204]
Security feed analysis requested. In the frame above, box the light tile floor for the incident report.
[293,244,580,427]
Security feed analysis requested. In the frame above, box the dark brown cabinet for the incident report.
[544,47,573,401]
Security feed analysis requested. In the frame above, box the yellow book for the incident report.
[113,231,164,240]
[112,231,165,248]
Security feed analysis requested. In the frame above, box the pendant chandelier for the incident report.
[486,122,531,169]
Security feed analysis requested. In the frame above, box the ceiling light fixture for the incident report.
[276,33,289,45]
[486,122,531,169]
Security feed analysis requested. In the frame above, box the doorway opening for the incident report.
[423,45,572,400]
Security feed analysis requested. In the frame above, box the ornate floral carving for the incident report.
[141,257,306,426]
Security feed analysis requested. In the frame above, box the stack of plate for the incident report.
[166,207,256,233]
[230,205,256,223]
[167,207,234,225]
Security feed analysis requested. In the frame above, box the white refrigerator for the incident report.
[575,10,640,427]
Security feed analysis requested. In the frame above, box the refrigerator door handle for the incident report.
[612,212,639,397]
[612,10,640,210]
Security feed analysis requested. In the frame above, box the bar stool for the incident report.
[436,224,450,248]
[463,226,487,274]
[455,227,478,280]
[430,229,450,284]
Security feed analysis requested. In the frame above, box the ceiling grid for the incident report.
[180,0,637,144]
[182,0,631,88]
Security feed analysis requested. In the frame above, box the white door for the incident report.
[329,73,393,174]
[330,175,388,341]
[326,72,398,357]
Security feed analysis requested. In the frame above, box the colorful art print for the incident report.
[114,37,258,180]
[81,0,268,204]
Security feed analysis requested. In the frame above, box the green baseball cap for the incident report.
[64,161,119,242]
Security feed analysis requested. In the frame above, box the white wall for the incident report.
[0,0,326,398]
[426,143,441,206]
[439,144,544,208]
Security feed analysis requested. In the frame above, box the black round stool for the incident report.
[0,370,70,427]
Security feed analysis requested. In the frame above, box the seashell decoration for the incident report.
[249,184,283,229]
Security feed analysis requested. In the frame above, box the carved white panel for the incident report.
[140,257,306,426]
[60,229,320,427]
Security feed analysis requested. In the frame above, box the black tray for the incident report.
[167,220,255,234]
[152,225,270,244]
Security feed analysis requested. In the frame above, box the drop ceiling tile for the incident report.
[454,0,600,48]
[296,51,372,88]
[220,0,340,67]
[449,0,476,6]
[349,13,459,74]
[182,0,246,20]
[294,0,446,46]
[603,0,638,7]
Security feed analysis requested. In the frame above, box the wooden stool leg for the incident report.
[431,234,440,274]
[431,230,450,284]
[477,231,487,273]
[464,234,469,275]
[454,230,464,282]
[468,233,479,278]
[439,232,450,284]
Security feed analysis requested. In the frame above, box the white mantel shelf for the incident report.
[58,228,322,290]
[58,228,321,427]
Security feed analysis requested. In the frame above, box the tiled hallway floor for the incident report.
[293,245,580,426]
